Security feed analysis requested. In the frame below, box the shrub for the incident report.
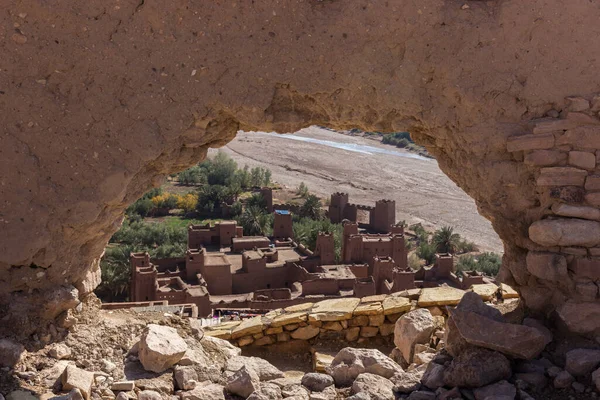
[177,193,199,213]
[416,241,437,265]
[456,238,479,254]
[178,165,206,186]
[408,253,422,270]
[296,182,309,198]
[126,188,163,217]
[456,252,502,277]
[409,223,429,243]
[150,193,179,210]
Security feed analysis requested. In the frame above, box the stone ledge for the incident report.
[203,286,519,349]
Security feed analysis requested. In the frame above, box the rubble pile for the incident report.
[3,287,600,399]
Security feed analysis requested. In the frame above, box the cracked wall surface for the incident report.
[2,0,600,338]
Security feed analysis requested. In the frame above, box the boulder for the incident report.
[180,383,226,400]
[301,373,334,392]
[473,380,516,400]
[138,391,162,400]
[61,365,94,400]
[325,347,403,387]
[351,373,394,400]
[392,364,427,393]
[0,339,25,368]
[281,384,310,399]
[225,356,284,381]
[514,372,547,391]
[592,367,600,391]
[174,366,199,390]
[565,348,600,376]
[421,363,445,390]
[394,309,435,363]
[443,348,511,388]
[450,307,550,359]
[225,365,260,399]
[139,324,187,373]
[247,382,283,400]
[407,391,436,400]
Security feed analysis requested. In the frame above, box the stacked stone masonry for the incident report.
[507,95,600,335]
[204,283,520,350]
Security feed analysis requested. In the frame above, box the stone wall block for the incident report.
[551,203,600,220]
[557,126,600,149]
[525,252,568,282]
[537,167,588,186]
[570,257,600,280]
[586,193,600,207]
[507,133,555,152]
[533,119,579,134]
[586,175,600,191]
[524,150,567,167]
[569,151,596,170]
[529,218,600,247]
[566,96,591,112]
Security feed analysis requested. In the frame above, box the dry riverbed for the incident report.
[212,126,503,253]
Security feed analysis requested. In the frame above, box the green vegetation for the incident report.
[432,226,461,254]
[98,152,281,302]
[299,194,322,220]
[456,252,502,277]
[296,182,309,198]
[407,223,496,275]
[293,218,343,262]
[381,132,413,148]
[96,220,189,301]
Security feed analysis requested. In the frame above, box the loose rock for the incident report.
[443,347,511,388]
[394,309,435,363]
[301,373,334,392]
[138,324,188,373]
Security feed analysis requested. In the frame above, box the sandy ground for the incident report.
[211,127,503,253]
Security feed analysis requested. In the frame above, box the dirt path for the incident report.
[213,127,503,253]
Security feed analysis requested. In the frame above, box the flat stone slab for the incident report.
[285,303,314,312]
[311,350,335,373]
[418,287,466,307]
[500,283,519,299]
[308,298,360,322]
[204,330,232,340]
[360,294,388,303]
[270,311,308,328]
[353,302,383,316]
[470,284,499,301]
[382,295,412,315]
[231,316,263,339]
[397,288,422,300]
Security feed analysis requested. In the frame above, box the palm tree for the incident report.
[240,205,269,236]
[96,245,133,302]
[300,195,322,220]
[432,226,461,254]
